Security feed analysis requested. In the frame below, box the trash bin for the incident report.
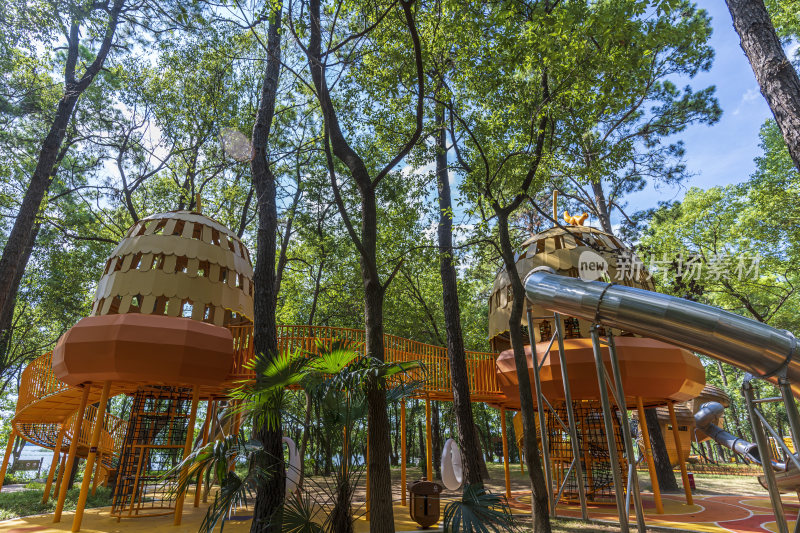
[407,478,443,528]
[687,472,696,490]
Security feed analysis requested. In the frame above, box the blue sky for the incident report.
[626,0,776,211]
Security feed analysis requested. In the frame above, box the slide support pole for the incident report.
[554,313,589,520]
[743,374,787,533]
[590,326,629,532]
[527,309,555,516]
[606,332,646,531]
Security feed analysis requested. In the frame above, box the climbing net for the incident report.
[111,386,193,519]
[546,401,628,504]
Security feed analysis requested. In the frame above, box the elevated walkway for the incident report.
[11,324,502,463]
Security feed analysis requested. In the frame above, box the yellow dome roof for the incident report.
[92,211,254,327]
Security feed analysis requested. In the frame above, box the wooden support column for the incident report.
[400,401,407,506]
[501,407,511,500]
[194,400,212,507]
[42,424,66,503]
[669,402,693,505]
[72,381,111,532]
[636,396,663,514]
[91,453,103,496]
[174,386,200,526]
[0,429,17,493]
[228,401,242,473]
[54,454,67,496]
[55,385,91,523]
[425,398,433,480]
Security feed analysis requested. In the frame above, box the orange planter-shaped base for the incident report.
[495,336,705,409]
[52,314,234,387]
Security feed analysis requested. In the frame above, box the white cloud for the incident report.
[732,87,761,116]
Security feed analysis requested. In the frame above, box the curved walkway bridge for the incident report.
[3,323,501,499]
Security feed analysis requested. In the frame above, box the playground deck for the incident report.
[1,489,796,533]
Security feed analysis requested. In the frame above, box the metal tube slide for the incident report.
[524,271,799,391]
[694,402,783,469]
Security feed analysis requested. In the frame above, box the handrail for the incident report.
[229,324,503,400]
[14,323,504,459]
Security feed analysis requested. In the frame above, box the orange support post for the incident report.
[42,424,66,503]
[636,396,664,514]
[54,453,66,496]
[73,380,111,532]
[55,385,91,523]
[194,400,212,507]
[0,428,17,493]
[501,407,511,500]
[425,398,433,480]
[174,386,200,526]
[91,453,103,496]
[669,402,693,505]
[400,401,407,506]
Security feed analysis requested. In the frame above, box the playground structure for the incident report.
[1,208,799,533]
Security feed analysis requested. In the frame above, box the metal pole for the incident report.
[553,313,588,520]
[743,374,788,533]
[527,309,555,516]
[606,332,646,532]
[778,375,800,458]
[589,326,629,532]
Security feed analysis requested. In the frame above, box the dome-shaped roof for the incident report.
[489,225,652,350]
[91,211,254,327]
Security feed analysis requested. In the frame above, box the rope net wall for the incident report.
[111,386,193,519]
[546,401,628,504]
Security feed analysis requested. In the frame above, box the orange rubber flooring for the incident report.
[1,490,796,532]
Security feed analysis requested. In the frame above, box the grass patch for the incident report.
[0,485,113,521]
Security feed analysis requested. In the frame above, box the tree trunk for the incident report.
[644,408,679,493]
[726,0,800,171]
[250,7,285,532]
[435,104,486,486]
[0,0,124,324]
[591,180,613,234]
[497,212,551,532]
[0,223,40,369]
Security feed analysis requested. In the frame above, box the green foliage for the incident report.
[0,485,113,521]
[443,484,521,533]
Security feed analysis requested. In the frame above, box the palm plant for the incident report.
[442,483,522,533]
[171,339,423,532]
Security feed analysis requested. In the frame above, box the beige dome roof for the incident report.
[489,225,652,350]
[92,211,254,327]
